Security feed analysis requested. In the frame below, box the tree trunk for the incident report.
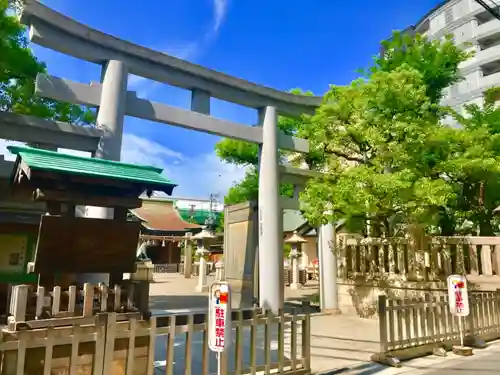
[438,209,456,236]
[479,213,494,236]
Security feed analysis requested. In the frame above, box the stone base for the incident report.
[196,284,209,293]
[452,345,473,356]
[337,275,500,319]
[290,282,301,290]
[322,308,342,315]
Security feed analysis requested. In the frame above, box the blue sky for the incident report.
[21,0,444,199]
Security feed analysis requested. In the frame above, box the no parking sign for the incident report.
[447,275,469,317]
[208,282,232,352]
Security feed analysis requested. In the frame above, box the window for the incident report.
[445,8,454,24]
[481,59,500,76]
[8,253,20,266]
[478,32,500,50]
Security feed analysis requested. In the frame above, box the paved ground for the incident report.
[308,314,380,373]
[149,272,320,312]
[149,273,380,374]
[149,274,500,374]
[337,340,500,375]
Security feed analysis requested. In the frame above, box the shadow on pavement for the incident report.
[149,292,321,314]
[150,294,208,311]
[312,334,379,344]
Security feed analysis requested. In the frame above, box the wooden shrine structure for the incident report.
[3,145,177,322]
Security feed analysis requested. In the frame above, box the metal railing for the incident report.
[373,290,500,364]
[1,308,311,375]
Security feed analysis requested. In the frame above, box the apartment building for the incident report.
[398,0,500,114]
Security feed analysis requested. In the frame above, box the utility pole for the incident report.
[206,193,219,229]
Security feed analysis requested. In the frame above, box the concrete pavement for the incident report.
[308,314,380,373]
[332,340,500,375]
[149,273,381,373]
[149,273,500,374]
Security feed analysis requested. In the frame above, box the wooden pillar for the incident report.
[110,208,128,287]
[38,201,63,290]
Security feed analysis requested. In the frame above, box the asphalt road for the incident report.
[152,323,282,375]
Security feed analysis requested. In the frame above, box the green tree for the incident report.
[436,88,500,235]
[368,32,471,104]
[217,89,316,205]
[300,32,479,236]
[0,0,95,125]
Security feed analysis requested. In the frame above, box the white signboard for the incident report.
[447,275,469,317]
[208,282,232,352]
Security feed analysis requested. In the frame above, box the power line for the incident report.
[475,0,500,21]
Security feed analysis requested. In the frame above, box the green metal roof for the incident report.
[8,145,177,193]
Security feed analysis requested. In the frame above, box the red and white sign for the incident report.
[447,275,469,317]
[208,282,232,352]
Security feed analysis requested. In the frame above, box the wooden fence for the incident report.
[0,308,311,375]
[373,290,500,365]
[7,282,148,330]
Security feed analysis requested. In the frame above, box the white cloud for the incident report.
[128,1,229,97]
[0,139,24,161]
[211,0,228,35]
[121,133,246,199]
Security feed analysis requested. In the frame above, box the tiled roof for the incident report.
[131,199,200,233]
[8,145,177,195]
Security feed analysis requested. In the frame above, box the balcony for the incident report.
[481,70,500,89]
[476,19,499,39]
[461,42,500,70]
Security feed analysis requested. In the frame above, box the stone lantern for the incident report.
[285,231,307,290]
[192,227,216,292]
[181,232,193,278]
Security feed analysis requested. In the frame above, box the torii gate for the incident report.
[19,0,339,313]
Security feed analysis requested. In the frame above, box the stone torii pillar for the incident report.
[257,106,283,313]
[318,222,340,313]
[81,60,128,285]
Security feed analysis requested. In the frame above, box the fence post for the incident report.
[9,285,29,323]
[496,289,500,329]
[467,292,476,338]
[378,294,388,354]
[301,312,311,371]
[371,294,402,367]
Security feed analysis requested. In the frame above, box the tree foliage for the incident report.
[216,31,500,237]
[216,89,315,205]
[301,31,500,236]
[0,0,95,125]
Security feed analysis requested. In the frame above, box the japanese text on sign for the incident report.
[208,282,232,352]
[447,275,470,317]
[214,305,225,348]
